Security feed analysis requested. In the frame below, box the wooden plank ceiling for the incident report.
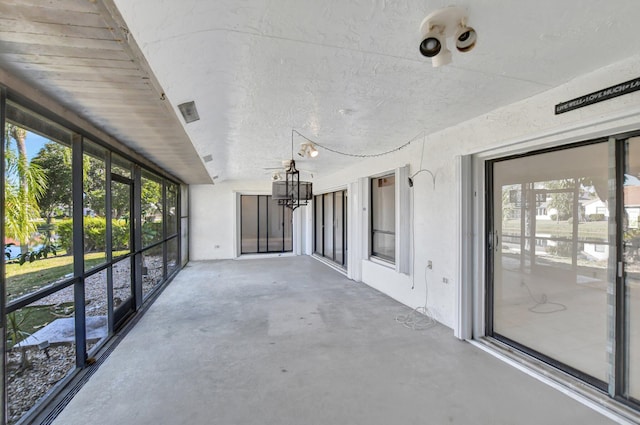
[0,0,211,184]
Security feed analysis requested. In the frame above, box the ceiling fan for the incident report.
[263,159,314,180]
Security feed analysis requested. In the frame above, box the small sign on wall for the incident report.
[555,77,640,115]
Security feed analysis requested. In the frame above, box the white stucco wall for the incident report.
[190,180,271,260]
[189,55,640,331]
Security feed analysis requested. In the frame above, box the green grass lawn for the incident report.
[503,219,608,239]
[5,250,127,345]
[6,251,126,302]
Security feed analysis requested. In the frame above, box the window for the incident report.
[166,183,178,237]
[141,170,163,248]
[180,184,189,266]
[371,174,395,262]
[2,96,183,424]
[5,102,74,302]
[83,141,107,271]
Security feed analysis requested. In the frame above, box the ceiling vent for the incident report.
[178,101,200,123]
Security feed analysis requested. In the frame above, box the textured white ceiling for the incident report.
[112,0,640,182]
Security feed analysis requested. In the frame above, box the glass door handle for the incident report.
[489,231,499,251]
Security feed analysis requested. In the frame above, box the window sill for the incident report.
[368,256,396,269]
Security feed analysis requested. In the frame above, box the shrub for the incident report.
[547,241,573,257]
[57,219,73,254]
[111,219,130,250]
[56,217,130,253]
[549,214,557,221]
[83,216,106,252]
[588,213,606,221]
[142,221,163,246]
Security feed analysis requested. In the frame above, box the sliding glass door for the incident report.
[313,190,347,268]
[487,133,640,405]
[240,195,292,254]
[624,137,640,401]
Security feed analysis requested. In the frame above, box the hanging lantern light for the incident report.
[272,159,312,210]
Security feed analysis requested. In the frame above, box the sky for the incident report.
[4,129,50,162]
[25,132,49,162]
[4,130,50,183]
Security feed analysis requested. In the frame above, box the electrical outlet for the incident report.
[442,277,448,284]
[427,260,432,269]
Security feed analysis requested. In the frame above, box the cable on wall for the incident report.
[408,169,436,189]
[395,159,437,331]
[408,135,436,189]
[395,266,437,330]
[292,129,424,158]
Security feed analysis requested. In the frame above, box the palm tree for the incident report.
[4,124,47,254]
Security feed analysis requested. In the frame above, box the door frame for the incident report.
[111,173,135,329]
[464,129,640,412]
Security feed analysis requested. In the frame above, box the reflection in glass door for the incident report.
[489,142,611,385]
[625,137,640,401]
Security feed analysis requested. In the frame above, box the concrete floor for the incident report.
[52,256,615,425]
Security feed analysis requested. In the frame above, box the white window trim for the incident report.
[367,166,411,274]
[396,165,411,274]
[456,155,474,340]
